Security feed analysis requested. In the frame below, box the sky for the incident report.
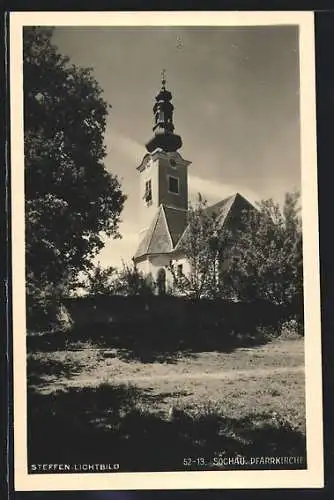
[52,25,301,268]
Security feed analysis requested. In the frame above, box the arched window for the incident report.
[157,267,166,295]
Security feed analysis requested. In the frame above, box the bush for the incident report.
[280,318,303,339]
[26,296,73,334]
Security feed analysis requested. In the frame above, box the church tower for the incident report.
[133,73,256,284]
[134,72,191,272]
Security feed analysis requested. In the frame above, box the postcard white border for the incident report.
[10,10,323,491]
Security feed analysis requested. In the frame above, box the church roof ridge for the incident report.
[205,193,236,213]
[134,192,257,261]
[174,192,250,252]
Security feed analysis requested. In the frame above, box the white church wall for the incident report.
[136,255,171,281]
[148,255,190,280]
[148,254,171,278]
[136,259,151,276]
[136,254,193,295]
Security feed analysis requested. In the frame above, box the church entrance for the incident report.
[156,267,166,295]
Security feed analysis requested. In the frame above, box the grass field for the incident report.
[27,335,306,471]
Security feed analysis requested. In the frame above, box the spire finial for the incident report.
[145,72,183,153]
[161,68,167,89]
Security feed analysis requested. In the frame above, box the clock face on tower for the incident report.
[170,159,176,167]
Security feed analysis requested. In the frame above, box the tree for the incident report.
[81,261,155,297]
[115,262,155,297]
[169,191,302,306]
[221,191,303,306]
[24,27,126,296]
[168,194,232,299]
[84,262,118,296]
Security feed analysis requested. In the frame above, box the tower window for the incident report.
[144,179,152,205]
[168,175,179,194]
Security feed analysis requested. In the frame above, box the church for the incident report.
[133,73,254,289]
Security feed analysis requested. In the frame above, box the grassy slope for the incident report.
[28,338,305,432]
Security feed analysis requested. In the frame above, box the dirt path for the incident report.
[67,364,304,388]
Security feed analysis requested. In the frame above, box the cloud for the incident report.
[188,175,260,206]
[103,131,283,208]
[95,231,139,269]
[106,130,145,164]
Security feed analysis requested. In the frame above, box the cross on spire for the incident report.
[161,68,167,89]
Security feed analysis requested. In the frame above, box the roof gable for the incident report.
[133,205,173,260]
[174,193,255,252]
[147,206,173,254]
[133,193,256,260]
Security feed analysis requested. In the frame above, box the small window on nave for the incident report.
[177,264,183,276]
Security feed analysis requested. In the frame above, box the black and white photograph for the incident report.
[10,11,323,491]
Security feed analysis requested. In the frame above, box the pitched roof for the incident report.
[174,194,236,252]
[134,205,173,260]
[133,193,256,260]
[147,206,173,254]
[205,193,236,221]
[164,206,188,246]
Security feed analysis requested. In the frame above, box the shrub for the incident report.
[280,318,303,339]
